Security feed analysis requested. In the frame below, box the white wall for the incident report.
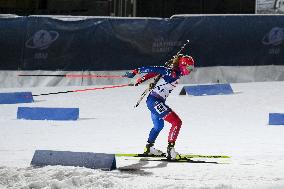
[1,65,284,88]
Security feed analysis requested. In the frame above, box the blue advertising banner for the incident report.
[0,15,25,70]
[172,15,284,67]
[22,16,182,70]
[0,15,283,71]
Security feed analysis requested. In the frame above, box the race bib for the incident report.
[154,102,168,114]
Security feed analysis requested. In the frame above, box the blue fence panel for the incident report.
[0,92,34,104]
[181,83,234,96]
[31,150,116,170]
[269,113,284,125]
[17,107,79,120]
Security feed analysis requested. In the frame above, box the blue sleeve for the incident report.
[138,66,172,76]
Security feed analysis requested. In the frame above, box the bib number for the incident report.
[154,102,168,114]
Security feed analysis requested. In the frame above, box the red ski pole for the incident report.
[18,74,126,78]
[32,84,131,97]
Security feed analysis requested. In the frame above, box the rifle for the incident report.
[134,40,190,108]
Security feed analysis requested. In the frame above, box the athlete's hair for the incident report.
[168,54,183,69]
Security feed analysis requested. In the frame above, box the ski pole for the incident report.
[134,87,150,108]
[32,84,131,97]
[18,74,126,78]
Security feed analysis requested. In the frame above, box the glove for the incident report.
[128,80,141,87]
[134,77,143,86]
[123,69,138,78]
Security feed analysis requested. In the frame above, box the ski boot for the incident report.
[167,142,181,160]
[144,142,164,156]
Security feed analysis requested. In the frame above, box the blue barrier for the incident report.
[269,113,284,125]
[180,84,234,96]
[0,92,34,104]
[17,107,79,121]
[31,150,116,171]
[1,15,284,71]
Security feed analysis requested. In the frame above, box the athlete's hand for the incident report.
[134,77,143,86]
[128,81,140,86]
[123,69,138,78]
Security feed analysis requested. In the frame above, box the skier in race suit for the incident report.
[124,55,195,160]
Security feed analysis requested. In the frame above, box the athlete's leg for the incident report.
[147,112,164,143]
[146,95,171,143]
[163,111,182,160]
[163,111,182,143]
[144,95,171,155]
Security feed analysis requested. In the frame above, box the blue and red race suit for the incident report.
[137,66,186,143]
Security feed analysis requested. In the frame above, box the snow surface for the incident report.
[0,81,284,189]
[256,0,284,13]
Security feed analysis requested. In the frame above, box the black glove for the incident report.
[123,69,138,78]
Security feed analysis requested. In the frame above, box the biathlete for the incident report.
[124,55,195,160]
